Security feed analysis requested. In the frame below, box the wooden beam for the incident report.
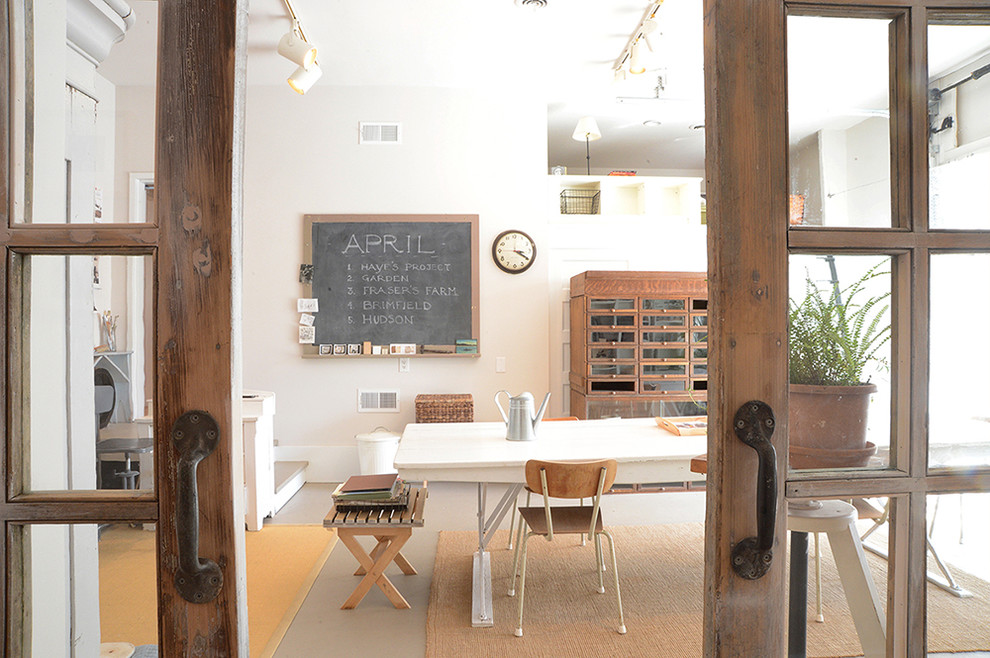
[155,1,248,654]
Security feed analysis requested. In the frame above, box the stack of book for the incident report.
[332,473,410,512]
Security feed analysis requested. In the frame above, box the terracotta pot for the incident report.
[789,442,877,469]
[788,383,877,451]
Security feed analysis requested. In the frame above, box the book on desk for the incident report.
[332,473,409,510]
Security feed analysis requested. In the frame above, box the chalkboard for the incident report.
[302,215,479,356]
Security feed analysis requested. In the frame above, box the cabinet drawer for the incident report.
[642,314,687,328]
[589,313,636,327]
[641,378,688,393]
[590,347,637,360]
[641,330,687,345]
[641,347,686,361]
[589,298,635,311]
[589,380,637,394]
[641,363,687,377]
[590,330,636,344]
[641,297,687,311]
[590,363,637,377]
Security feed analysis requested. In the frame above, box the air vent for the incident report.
[359,122,402,144]
[515,0,547,7]
[358,389,400,412]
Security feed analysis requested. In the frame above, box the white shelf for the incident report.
[551,175,702,224]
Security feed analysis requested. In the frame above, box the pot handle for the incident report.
[730,400,777,580]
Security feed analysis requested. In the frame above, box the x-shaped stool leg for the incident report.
[337,528,415,609]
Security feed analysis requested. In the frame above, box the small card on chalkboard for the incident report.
[655,416,708,436]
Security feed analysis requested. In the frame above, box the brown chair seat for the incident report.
[518,504,604,536]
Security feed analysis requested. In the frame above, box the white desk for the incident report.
[395,417,706,627]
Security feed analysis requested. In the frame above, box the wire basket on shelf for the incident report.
[560,189,601,215]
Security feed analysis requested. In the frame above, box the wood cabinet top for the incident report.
[570,270,708,298]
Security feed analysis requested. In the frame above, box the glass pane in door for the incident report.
[925,492,990,652]
[787,15,894,228]
[9,523,158,655]
[9,0,157,224]
[788,254,892,471]
[929,253,990,469]
[928,21,990,230]
[11,253,155,493]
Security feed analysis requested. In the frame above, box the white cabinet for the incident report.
[243,389,276,531]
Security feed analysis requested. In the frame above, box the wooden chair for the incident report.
[508,458,626,637]
[506,417,580,550]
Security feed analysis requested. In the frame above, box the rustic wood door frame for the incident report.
[0,2,249,655]
[705,1,990,654]
[703,1,790,654]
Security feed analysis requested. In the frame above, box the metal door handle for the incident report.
[172,410,224,603]
[731,400,777,580]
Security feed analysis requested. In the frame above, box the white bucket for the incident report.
[355,426,400,475]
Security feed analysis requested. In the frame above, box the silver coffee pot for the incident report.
[494,390,551,442]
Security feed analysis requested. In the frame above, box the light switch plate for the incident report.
[399,357,410,373]
[495,356,506,373]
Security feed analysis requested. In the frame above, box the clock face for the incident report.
[492,229,536,274]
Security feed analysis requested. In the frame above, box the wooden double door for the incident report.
[3,0,990,655]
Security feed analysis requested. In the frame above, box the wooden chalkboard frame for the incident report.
[301,214,480,358]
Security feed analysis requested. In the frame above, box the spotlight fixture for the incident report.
[278,22,317,68]
[288,63,323,95]
[629,40,645,75]
[571,116,602,176]
[280,0,320,95]
[613,2,664,78]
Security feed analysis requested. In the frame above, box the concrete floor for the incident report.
[265,482,989,657]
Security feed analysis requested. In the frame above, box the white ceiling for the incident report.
[98,1,990,175]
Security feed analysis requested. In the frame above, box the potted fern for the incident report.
[788,260,891,468]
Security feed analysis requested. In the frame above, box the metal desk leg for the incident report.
[471,482,522,627]
[789,530,808,658]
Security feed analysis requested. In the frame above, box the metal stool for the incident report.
[96,437,154,489]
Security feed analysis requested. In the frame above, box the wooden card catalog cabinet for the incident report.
[569,271,708,420]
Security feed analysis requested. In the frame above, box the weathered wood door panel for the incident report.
[1,1,248,655]
[705,1,990,655]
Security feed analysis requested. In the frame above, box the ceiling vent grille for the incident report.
[359,122,402,144]
[515,0,548,7]
[358,389,400,412]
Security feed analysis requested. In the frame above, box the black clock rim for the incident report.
[492,229,536,274]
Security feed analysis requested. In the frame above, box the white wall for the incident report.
[240,84,550,475]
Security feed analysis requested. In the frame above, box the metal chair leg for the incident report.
[595,530,605,593]
[602,530,626,634]
[508,513,526,596]
[514,532,531,637]
[508,498,517,550]
[814,532,825,622]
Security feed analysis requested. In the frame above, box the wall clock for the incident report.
[491,229,536,274]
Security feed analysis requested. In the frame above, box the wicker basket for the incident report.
[415,394,474,423]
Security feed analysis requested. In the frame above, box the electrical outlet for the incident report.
[398,357,410,373]
[495,356,506,373]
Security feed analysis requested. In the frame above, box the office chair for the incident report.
[94,367,152,489]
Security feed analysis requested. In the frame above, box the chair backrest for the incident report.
[94,367,116,429]
[524,459,617,500]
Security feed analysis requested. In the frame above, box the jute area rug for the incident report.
[99,524,335,657]
[427,523,990,657]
